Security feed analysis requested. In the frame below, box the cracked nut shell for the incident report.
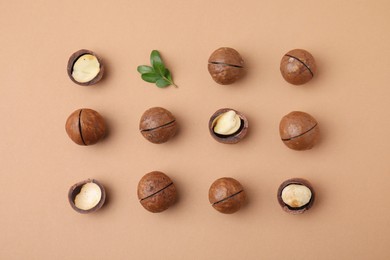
[137,171,177,213]
[209,108,248,144]
[65,108,106,146]
[209,177,246,214]
[208,47,245,85]
[280,49,316,85]
[139,107,177,144]
[68,179,106,214]
[67,49,104,86]
[277,178,315,214]
[279,111,320,150]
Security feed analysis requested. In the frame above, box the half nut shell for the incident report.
[209,108,248,144]
[277,178,315,214]
[67,49,104,86]
[68,179,106,214]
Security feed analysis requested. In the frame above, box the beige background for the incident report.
[1,0,390,259]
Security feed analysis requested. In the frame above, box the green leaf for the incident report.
[137,65,154,74]
[165,69,172,81]
[156,78,171,88]
[150,50,166,76]
[141,73,161,83]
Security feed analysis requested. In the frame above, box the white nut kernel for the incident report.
[72,54,100,83]
[74,182,102,210]
[281,184,312,208]
[213,110,241,135]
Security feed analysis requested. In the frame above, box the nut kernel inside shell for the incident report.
[74,182,102,210]
[213,110,241,135]
[72,54,100,83]
[281,184,312,208]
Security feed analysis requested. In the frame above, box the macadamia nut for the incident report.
[213,110,241,135]
[281,184,312,208]
[74,182,102,210]
[72,54,100,83]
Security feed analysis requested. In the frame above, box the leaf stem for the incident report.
[163,76,178,88]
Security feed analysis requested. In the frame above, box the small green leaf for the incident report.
[156,78,171,88]
[137,65,154,74]
[141,73,161,83]
[165,69,172,81]
[150,50,166,76]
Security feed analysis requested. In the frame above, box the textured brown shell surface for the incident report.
[282,125,320,150]
[286,49,317,75]
[140,184,177,213]
[208,177,244,204]
[209,108,248,144]
[141,121,177,144]
[277,178,315,214]
[67,49,104,86]
[65,109,83,145]
[68,179,106,214]
[137,171,173,199]
[139,107,175,130]
[208,47,244,66]
[279,111,318,140]
[280,49,316,85]
[207,64,244,85]
[80,109,106,145]
[212,191,246,214]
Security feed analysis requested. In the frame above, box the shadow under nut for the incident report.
[277,178,315,214]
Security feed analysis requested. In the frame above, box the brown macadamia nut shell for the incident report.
[209,177,246,214]
[65,108,106,146]
[67,49,104,86]
[209,108,248,144]
[208,47,245,85]
[279,111,320,150]
[137,171,177,213]
[139,107,177,144]
[280,49,316,85]
[277,178,315,214]
[68,179,106,214]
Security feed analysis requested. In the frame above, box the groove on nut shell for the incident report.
[212,190,244,205]
[209,61,244,69]
[139,120,176,132]
[77,109,86,145]
[281,123,318,141]
[139,182,174,201]
[285,54,314,77]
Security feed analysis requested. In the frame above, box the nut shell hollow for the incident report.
[277,178,315,214]
[209,177,246,214]
[279,111,320,150]
[65,108,106,146]
[139,107,177,144]
[208,47,245,85]
[209,108,248,144]
[67,49,104,86]
[137,171,177,213]
[280,49,316,85]
[68,179,106,214]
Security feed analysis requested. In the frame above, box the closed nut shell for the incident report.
[279,111,320,150]
[65,108,106,146]
[137,171,177,213]
[209,177,246,214]
[139,107,177,144]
